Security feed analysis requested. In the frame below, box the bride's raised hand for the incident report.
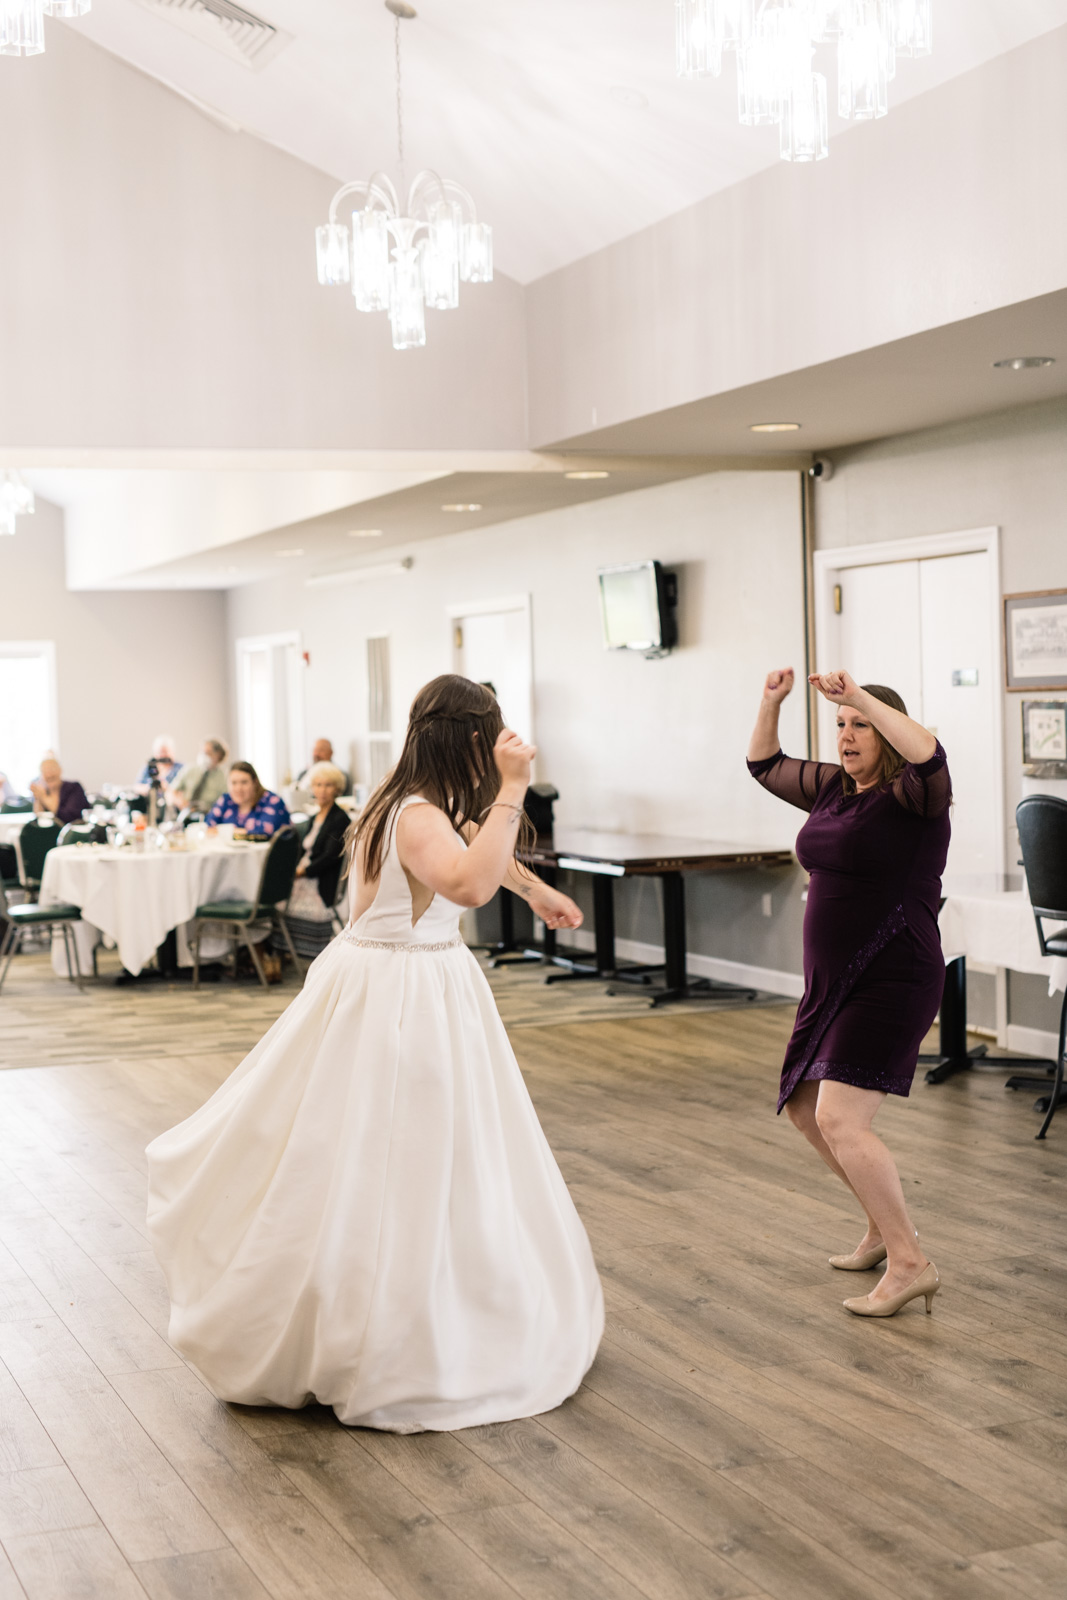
[762,668,795,703]
[526,883,583,931]
[493,729,536,790]
[808,668,860,705]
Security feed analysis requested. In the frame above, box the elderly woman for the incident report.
[30,757,89,825]
[204,761,289,838]
[748,667,951,1320]
[138,735,182,789]
[276,762,350,960]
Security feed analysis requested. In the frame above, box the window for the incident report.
[0,641,57,794]
[367,636,392,787]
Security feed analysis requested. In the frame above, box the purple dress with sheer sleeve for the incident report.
[748,744,952,1112]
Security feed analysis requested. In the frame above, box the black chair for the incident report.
[0,881,85,995]
[14,819,63,892]
[1012,796,1067,1139]
[0,799,33,814]
[57,822,109,847]
[191,826,304,989]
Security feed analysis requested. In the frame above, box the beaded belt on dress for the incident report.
[340,930,464,954]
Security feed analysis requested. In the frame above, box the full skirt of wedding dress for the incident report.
[146,937,604,1431]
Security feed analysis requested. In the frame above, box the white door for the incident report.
[819,549,998,881]
[451,600,533,743]
[919,552,998,882]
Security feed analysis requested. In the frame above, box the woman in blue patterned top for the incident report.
[205,761,290,837]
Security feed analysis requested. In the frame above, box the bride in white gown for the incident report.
[146,675,603,1432]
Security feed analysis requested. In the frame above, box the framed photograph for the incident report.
[1004,589,1067,691]
[1021,700,1067,779]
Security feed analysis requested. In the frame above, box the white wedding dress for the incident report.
[146,797,604,1431]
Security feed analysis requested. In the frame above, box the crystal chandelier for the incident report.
[315,1,493,351]
[0,0,90,56]
[676,0,932,162]
[0,472,35,537]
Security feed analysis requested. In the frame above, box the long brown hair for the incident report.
[349,674,527,883]
[841,684,908,795]
[228,760,265,806]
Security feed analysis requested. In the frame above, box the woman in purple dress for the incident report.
[748,667,951,1319]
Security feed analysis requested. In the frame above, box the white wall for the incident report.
[0,500,228,791]
[227,471,806,839]
[0,27,527,454]
[526,28,1067,448]
[227,470,810,980]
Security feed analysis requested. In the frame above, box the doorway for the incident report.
[235,632,306,793]
[814,529,1003,883]
[448,596,534,744]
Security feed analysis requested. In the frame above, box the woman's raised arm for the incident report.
[748,669,838,813]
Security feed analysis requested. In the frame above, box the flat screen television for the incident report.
[598,561,677,654]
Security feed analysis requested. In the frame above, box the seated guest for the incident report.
[168,739,229,813]
[274,763,349,961]
[138,735,182,789]
[205,761,290,837]
[30,757,89,825]
[293,738,349,795]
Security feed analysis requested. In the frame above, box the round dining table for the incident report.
[0,812,35,849]
[39,841,267,978]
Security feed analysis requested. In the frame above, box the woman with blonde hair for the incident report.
[278,760,349,959]
[147,675,603,1430]
[748,667,951,1318]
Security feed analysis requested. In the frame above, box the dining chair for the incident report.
[1013,795,1067,1139]
[0,800,33,814]
[0,880,85,995]
[14,819,63,892]
[57,822,109,847]
[191,826,304,990]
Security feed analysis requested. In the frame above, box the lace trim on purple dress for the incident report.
[777,902,907,1113]
[801,1059,916,1098]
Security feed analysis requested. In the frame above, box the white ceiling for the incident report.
[66,0,1067,284]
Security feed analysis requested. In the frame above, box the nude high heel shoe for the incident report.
[829,1243,887,1271]
[843,1261,940,1318]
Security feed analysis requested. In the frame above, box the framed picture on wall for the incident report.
[1021,699,1067,779]
[1004,589,1067,690]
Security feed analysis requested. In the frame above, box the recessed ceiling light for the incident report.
[348,528,385,538]
[565,470,611,480]
[993,356,1055,370]
[610,85,648,109]
[274,548,304,557]
[441,503,482,512]
[750,422,801,433]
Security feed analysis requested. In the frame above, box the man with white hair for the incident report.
[138,735,182,788]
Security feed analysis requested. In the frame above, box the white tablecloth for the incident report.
[40,844,265,976]
[939,891,1067,997]
[0,813,35,847]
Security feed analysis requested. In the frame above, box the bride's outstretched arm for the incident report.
[502,857,583,931]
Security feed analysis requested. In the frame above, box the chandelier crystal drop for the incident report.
[0,471,35,537]
[314,3,492,351]
[0,0,90,57]
[676,0,931,161]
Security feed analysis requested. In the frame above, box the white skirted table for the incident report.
[40,843,266,978]
[0,813,35,848]
[925,889,1066,1085]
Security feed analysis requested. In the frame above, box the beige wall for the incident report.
[526,29,1067,448]
[0,499,228,792]
[0,27,527,454]
[227,470,811,984]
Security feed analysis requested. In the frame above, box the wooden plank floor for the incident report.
[0,947,1064,1599]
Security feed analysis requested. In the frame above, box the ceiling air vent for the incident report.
[133,0,292,71]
